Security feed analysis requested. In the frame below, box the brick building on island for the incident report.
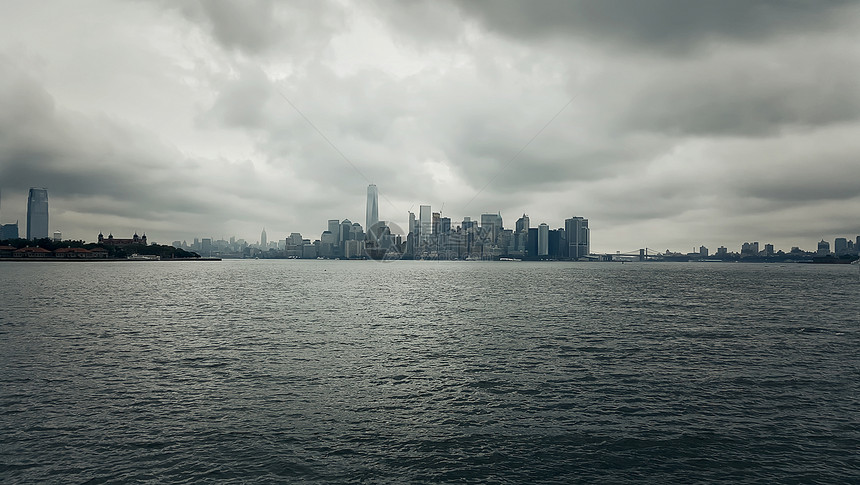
[98,232,147,246]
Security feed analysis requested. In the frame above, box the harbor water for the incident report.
[1,260,858,483]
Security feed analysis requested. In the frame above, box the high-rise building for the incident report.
[0,223,18,240]
[817,239,830,255]
[538,223,549,257]
[480,213,503,245]
[834,237,848,255]
[527,227,538,258]
[366,184,379,235]
[564,217,589,260]
[440,217,451,234]
[419,205,431,242]
[260,228,267,249]
[515,214,529,233]
[328,219,340,236]
[408,212,416,235]
[27,187,49,240]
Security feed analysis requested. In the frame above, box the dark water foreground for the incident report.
[2,261,858,483]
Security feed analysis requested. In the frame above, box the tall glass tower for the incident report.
[366,184,379,234]
[27,187,49,240]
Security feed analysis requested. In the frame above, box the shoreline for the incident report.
[0,257,222,262]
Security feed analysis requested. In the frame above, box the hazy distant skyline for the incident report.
[1,1,859,252]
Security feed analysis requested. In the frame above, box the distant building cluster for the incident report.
[176,184,590,261]
[400,209,590,260]
[657,235,860,263]
[3,184,856,264]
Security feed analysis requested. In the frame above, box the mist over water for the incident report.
[2,261,858,483]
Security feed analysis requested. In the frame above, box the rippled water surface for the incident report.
[2,260,859,483]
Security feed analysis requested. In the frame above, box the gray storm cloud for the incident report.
[0,1,858,251]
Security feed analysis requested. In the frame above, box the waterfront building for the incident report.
[366,184,379,237]
[548,229,562,259]
[741,241,760,256]
[538,223,549,257]
[13,247,52,258]
[344,239,365,259]
[700,246,709,257]
[27,187,49,240]
[302,243,318,259]
[834,237,848,255]
[98,232,148,246]
[817,239,830,255]
[0,222,18,240]
[564,217,589,260]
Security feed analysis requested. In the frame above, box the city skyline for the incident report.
[1,3,859,251]
[2,182,859,259]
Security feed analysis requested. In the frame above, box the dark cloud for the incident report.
[169,0,346,57]
[2,1,859,251]
[447,0,856,54]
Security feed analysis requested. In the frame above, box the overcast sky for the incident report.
[1,1,859,252]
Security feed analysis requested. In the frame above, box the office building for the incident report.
[419,205,431,242]
[538,223,549,257]
[408,212,416,235]
[527,227,538,258]
[260,228,267,249]
[0,223,18,240]
[366,184,379,236]
[27,187,49,240]
[834,237,848,255]
[480,213,503,245]
[564,217,589,260]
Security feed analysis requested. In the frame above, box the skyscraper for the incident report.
[419,205,431,243]
[260,228,267,248]
[0,223,18,240]
[408,211,416,235]
[538,223,549,257]
[564,216,589,260]
[480,213,503,245]
[27,187,49,240]
[366,184,379,236]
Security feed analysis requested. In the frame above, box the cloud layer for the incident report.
[1,1,858,252]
